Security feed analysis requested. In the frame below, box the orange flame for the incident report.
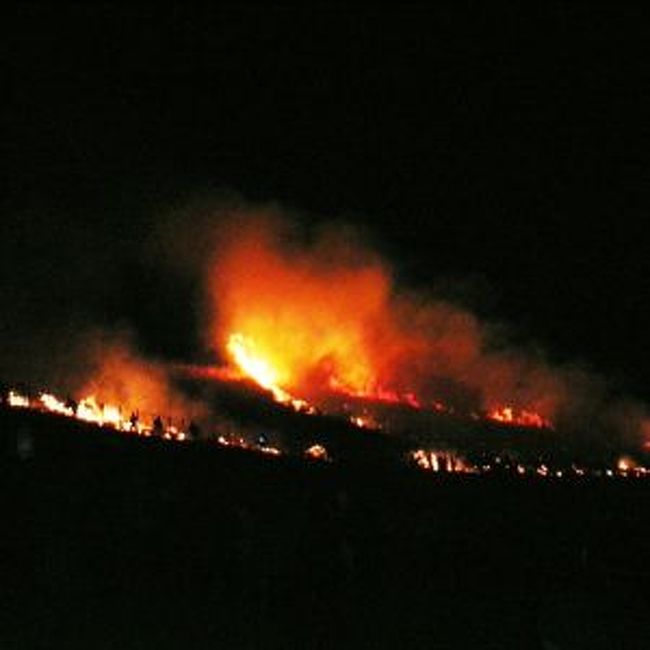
[74,338,207,429]
[210,216,557,428]
[410,449,476,473]
[487,406,551,429]
[212,220,389,403]
[226,332,314,412]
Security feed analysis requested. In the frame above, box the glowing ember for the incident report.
[487,406,551,429]
[410,449,475,473]
[618,456,633,472]
[614,456,647,476]
[412,449,439,471]
[259,445,282,456]
[8,391,30,408]
[305,444,330,461]
[349,414,379,429]
[214,433,282,457]
[332,380,423,409]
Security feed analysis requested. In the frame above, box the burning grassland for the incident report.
[3,384,649,480]
[3,199,650,464]
[79,338,205,426]
[2,334,210,441]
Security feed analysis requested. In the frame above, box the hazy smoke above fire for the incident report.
[76,331,205,424]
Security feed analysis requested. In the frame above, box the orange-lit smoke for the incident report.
[207,215,568,426]
[77,336,204,428]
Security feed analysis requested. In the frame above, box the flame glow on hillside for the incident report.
[209,217,560,429]
[5,385,649,479]
[77,339,205,424]
[8,388,187,439]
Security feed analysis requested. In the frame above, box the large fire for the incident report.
[210,217,557,429]
[4,205,650,480]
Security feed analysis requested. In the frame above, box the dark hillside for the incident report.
[1,407,650,649]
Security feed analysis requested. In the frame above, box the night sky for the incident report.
[2,5,650,401]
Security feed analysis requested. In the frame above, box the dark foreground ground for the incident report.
[1,407,650,649]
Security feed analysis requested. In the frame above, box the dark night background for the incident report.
[2,5,650,400]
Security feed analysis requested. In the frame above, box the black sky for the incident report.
[2,5,650,399]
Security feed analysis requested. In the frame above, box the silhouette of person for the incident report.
[152,416,164,437]
[65,397,78,415]
[188,420,200,440]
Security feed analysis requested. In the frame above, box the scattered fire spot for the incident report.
[305,444,330,462]
[487,406,551,429]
